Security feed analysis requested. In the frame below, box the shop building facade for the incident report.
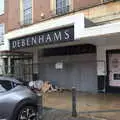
[0,0,120,93]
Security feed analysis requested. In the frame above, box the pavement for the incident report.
[42,91,120,120]
[43,108,99,120]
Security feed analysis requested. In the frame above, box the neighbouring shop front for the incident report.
[9,26,98,92]
[106,50,120,93]
[0,51,33,81]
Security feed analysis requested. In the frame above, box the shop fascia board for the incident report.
[4,12,96,49]
[5,13,86,42]
[3,20,120,50]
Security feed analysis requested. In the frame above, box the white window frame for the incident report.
[0,0,5,15]
[20,0,33,25]
[0,24,5,45]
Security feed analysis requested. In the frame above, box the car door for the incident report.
[0,80,13,119]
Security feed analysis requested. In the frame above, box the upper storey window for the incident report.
[0,0,4,15]
[20,0,32,25]
[56,0,70,15]
[0,24,4,45]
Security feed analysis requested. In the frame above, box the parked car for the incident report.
[0,76,42,120]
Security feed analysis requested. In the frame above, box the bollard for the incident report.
[72,87,77,117]
[37,93,43,120]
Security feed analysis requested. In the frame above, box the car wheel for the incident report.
[17,106,37,120]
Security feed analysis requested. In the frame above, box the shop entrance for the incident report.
[107,50,120,93]
[38,44,97,92]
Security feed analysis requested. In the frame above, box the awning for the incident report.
[77,22,120,46]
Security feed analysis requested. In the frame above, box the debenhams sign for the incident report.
[10,26,74,50]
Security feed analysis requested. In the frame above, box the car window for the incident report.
[0,84,6,92]
[0,80,12,92]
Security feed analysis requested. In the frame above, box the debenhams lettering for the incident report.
[10,27,74,49]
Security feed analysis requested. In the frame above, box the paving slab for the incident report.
[42,91,120,120]
[43,108,98,120]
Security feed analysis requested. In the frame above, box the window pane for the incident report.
[0,84,6,92]
[23,0,32,25]
[0,24,4,45]
[0,0,4,15]
[23,0,32,10]
[56,0,69,15]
